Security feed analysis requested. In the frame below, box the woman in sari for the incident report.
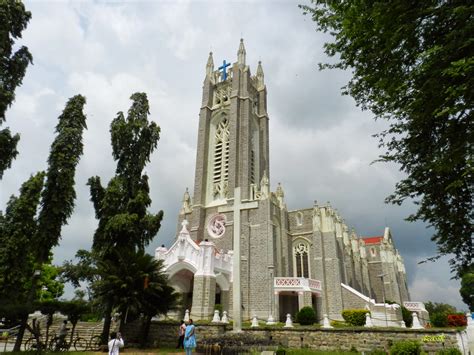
[183,319,196,355]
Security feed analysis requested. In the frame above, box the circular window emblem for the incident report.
[207,214,226,239]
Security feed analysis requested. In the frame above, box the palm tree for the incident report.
[93,249,178,344]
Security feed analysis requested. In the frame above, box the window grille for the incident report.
[294,242,310,278]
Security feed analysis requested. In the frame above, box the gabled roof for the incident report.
[361,236,383,245]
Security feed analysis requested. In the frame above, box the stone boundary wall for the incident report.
[121,321,226,348]
[122,321,466,354]
[247,328,463,354]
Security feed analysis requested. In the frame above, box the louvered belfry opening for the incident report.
[213,118,230,199]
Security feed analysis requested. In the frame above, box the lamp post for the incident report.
[378,273,388,327]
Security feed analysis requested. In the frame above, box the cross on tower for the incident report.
[218,187,258,332]
[218,59,231,81]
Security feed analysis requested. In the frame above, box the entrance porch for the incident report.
[274,277,323,323]
[155,221,233,320]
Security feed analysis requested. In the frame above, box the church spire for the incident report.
[237,38,246,65]
[206,52,214,77]
[256,61,264,89]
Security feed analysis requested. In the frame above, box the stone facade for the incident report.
[156,39,413,325]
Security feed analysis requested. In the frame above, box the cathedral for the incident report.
[155,40,413,326]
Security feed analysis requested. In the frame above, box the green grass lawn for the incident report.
[285,350,360,355]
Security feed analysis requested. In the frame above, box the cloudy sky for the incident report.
[0,0,465,310]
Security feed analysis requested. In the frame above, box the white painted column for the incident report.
[232,189,242,332]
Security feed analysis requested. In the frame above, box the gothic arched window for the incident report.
[293,241,310,278]
[212,118,230,199]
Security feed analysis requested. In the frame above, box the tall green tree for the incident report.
[36,95,87,263]
[0,172,44,302]
[87,92,164,342]
[301,1,473,275]
[0,95,87,351]
[88,93,162,254]
[0,0,33,178]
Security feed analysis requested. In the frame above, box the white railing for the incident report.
[403,301,426,311]
[274,277,322,292]
[214,250,233,274]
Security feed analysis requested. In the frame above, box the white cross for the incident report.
[218,187,258,332]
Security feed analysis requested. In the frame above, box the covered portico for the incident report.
[155,221,233,320]
[274,277,323,323]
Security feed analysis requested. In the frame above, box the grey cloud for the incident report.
[0,0,463,308]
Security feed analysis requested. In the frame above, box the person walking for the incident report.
[108,332,124,355]
[183,319,196,355]
[176,320,186,349]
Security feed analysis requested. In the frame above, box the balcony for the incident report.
[274,277,322,293]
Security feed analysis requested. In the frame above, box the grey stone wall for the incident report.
[247,328,461,354]
[121,321,226,348]
[191,276,216,319]
[368,260,384,302]
[342,286,367,310]
[123,322,463,354]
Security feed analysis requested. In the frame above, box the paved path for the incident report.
[0,341,15,352]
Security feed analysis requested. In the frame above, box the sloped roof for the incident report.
[361,236,383,245]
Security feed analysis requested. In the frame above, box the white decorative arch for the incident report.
[167,261,198,278]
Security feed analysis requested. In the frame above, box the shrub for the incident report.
[431,313,448,327]
[295,306,317,325]
[341,309,369,326]
[401,306,413,328]
[447,314,467,327]
[214,303,223,314]
[390,340,422,355]
[437,349,462,355]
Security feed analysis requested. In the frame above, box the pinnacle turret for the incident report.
[206,52,214,77]
[237,38,246,65]
[256,61,264,88]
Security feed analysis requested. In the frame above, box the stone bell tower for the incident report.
[179,39,270,246]
[173,39,279,323]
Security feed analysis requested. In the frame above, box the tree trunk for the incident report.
[69,321,77,346]
[13,314,28,352]
[101,301,113,345]
[139,315,152,348]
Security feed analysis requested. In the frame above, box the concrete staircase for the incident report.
[24,313,105,345]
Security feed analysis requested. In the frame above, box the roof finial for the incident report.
[206,51,214,77]
[256,60,264,88]
[181,219,189,233]
[237,38,246,66]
